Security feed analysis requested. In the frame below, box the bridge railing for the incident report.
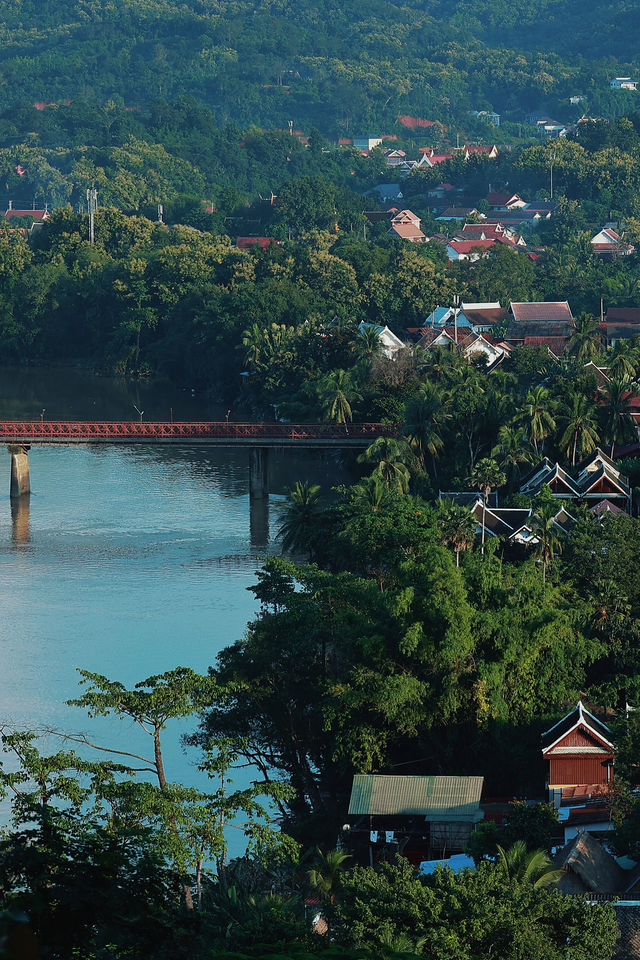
[0,421,397,441]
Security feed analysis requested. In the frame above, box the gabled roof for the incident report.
[4,208,49,221]
[510,301,573,322]
[579,464,630,498]
[348,774,484,820]
[470,502,531,538]
[520,460,581,498]
[486,191,523,207]
[590,499,624,516]
[541,701,614,753]
[416,328,456,349]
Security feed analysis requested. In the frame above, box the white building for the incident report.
[610,78,638,91]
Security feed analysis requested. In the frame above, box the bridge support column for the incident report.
[249,447,269,501]
[8,445,30,498]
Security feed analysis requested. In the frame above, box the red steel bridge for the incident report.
[0,420,395,446]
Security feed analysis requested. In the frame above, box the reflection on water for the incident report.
[250,497,270,551]
[10,495,30,544]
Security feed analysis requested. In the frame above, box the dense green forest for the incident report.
[0,0,639,134]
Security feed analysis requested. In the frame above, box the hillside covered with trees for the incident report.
[1,0,639,134]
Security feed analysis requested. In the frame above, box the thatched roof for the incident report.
[554,832,625,894]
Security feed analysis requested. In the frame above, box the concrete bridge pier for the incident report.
[249,447,269,550]
[8,445,30,498]
[249,448,269,500]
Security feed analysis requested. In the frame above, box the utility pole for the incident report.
[87,187,97,244]
[549,150,556,200]
[453,293,460,345]
[157,203,163,224]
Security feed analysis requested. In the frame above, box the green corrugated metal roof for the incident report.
[348,775,484,821]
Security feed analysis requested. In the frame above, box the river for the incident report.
[0,366,355,856]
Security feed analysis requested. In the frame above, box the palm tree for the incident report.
[559,392,600,466]
[530,493,563,585]
[609,341,638,381]
[351,475,387,512]
[242,322,265,369]
[355,325,382,362]
[568,313,602,363]
[358,437,417,494]
[517,386,556,454]
[491,424,535,487]
[496,840,563,889]
[402,382,448,475]
[600,377,637,457]
[276,481,322,558]
[468,458,506,555]
[319,369,360,424]
[308,848,351,905]
[437,500,476,567]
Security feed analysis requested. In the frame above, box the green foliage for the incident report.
[333,858,618,960]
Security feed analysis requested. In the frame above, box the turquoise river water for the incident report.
[0,367,354,855]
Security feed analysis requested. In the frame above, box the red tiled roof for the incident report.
[429,153,453,163]
[4,209,49,221]
[510,301,573,322]
[236,237,278,250]
[448,239,495,253]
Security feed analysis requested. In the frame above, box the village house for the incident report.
[455,222,526,248]
[469,501,575,547]
[459,301,509,331]
[486,191,527,211]
[388,209,427,242]
[345,774,484,864]
[520,449,632,513]
[591,227,635,258]
[601,307,640,347]
[353,136,383,151]
[505,300,574,350]
[611,78,638,91]
[542,701,616,803]
[446,238,495,261]
[358,322,405,359]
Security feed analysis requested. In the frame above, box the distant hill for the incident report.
[0,0,638,133]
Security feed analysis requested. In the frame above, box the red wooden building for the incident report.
[542,702,615,804]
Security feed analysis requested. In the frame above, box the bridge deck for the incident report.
[0,421,395,446]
